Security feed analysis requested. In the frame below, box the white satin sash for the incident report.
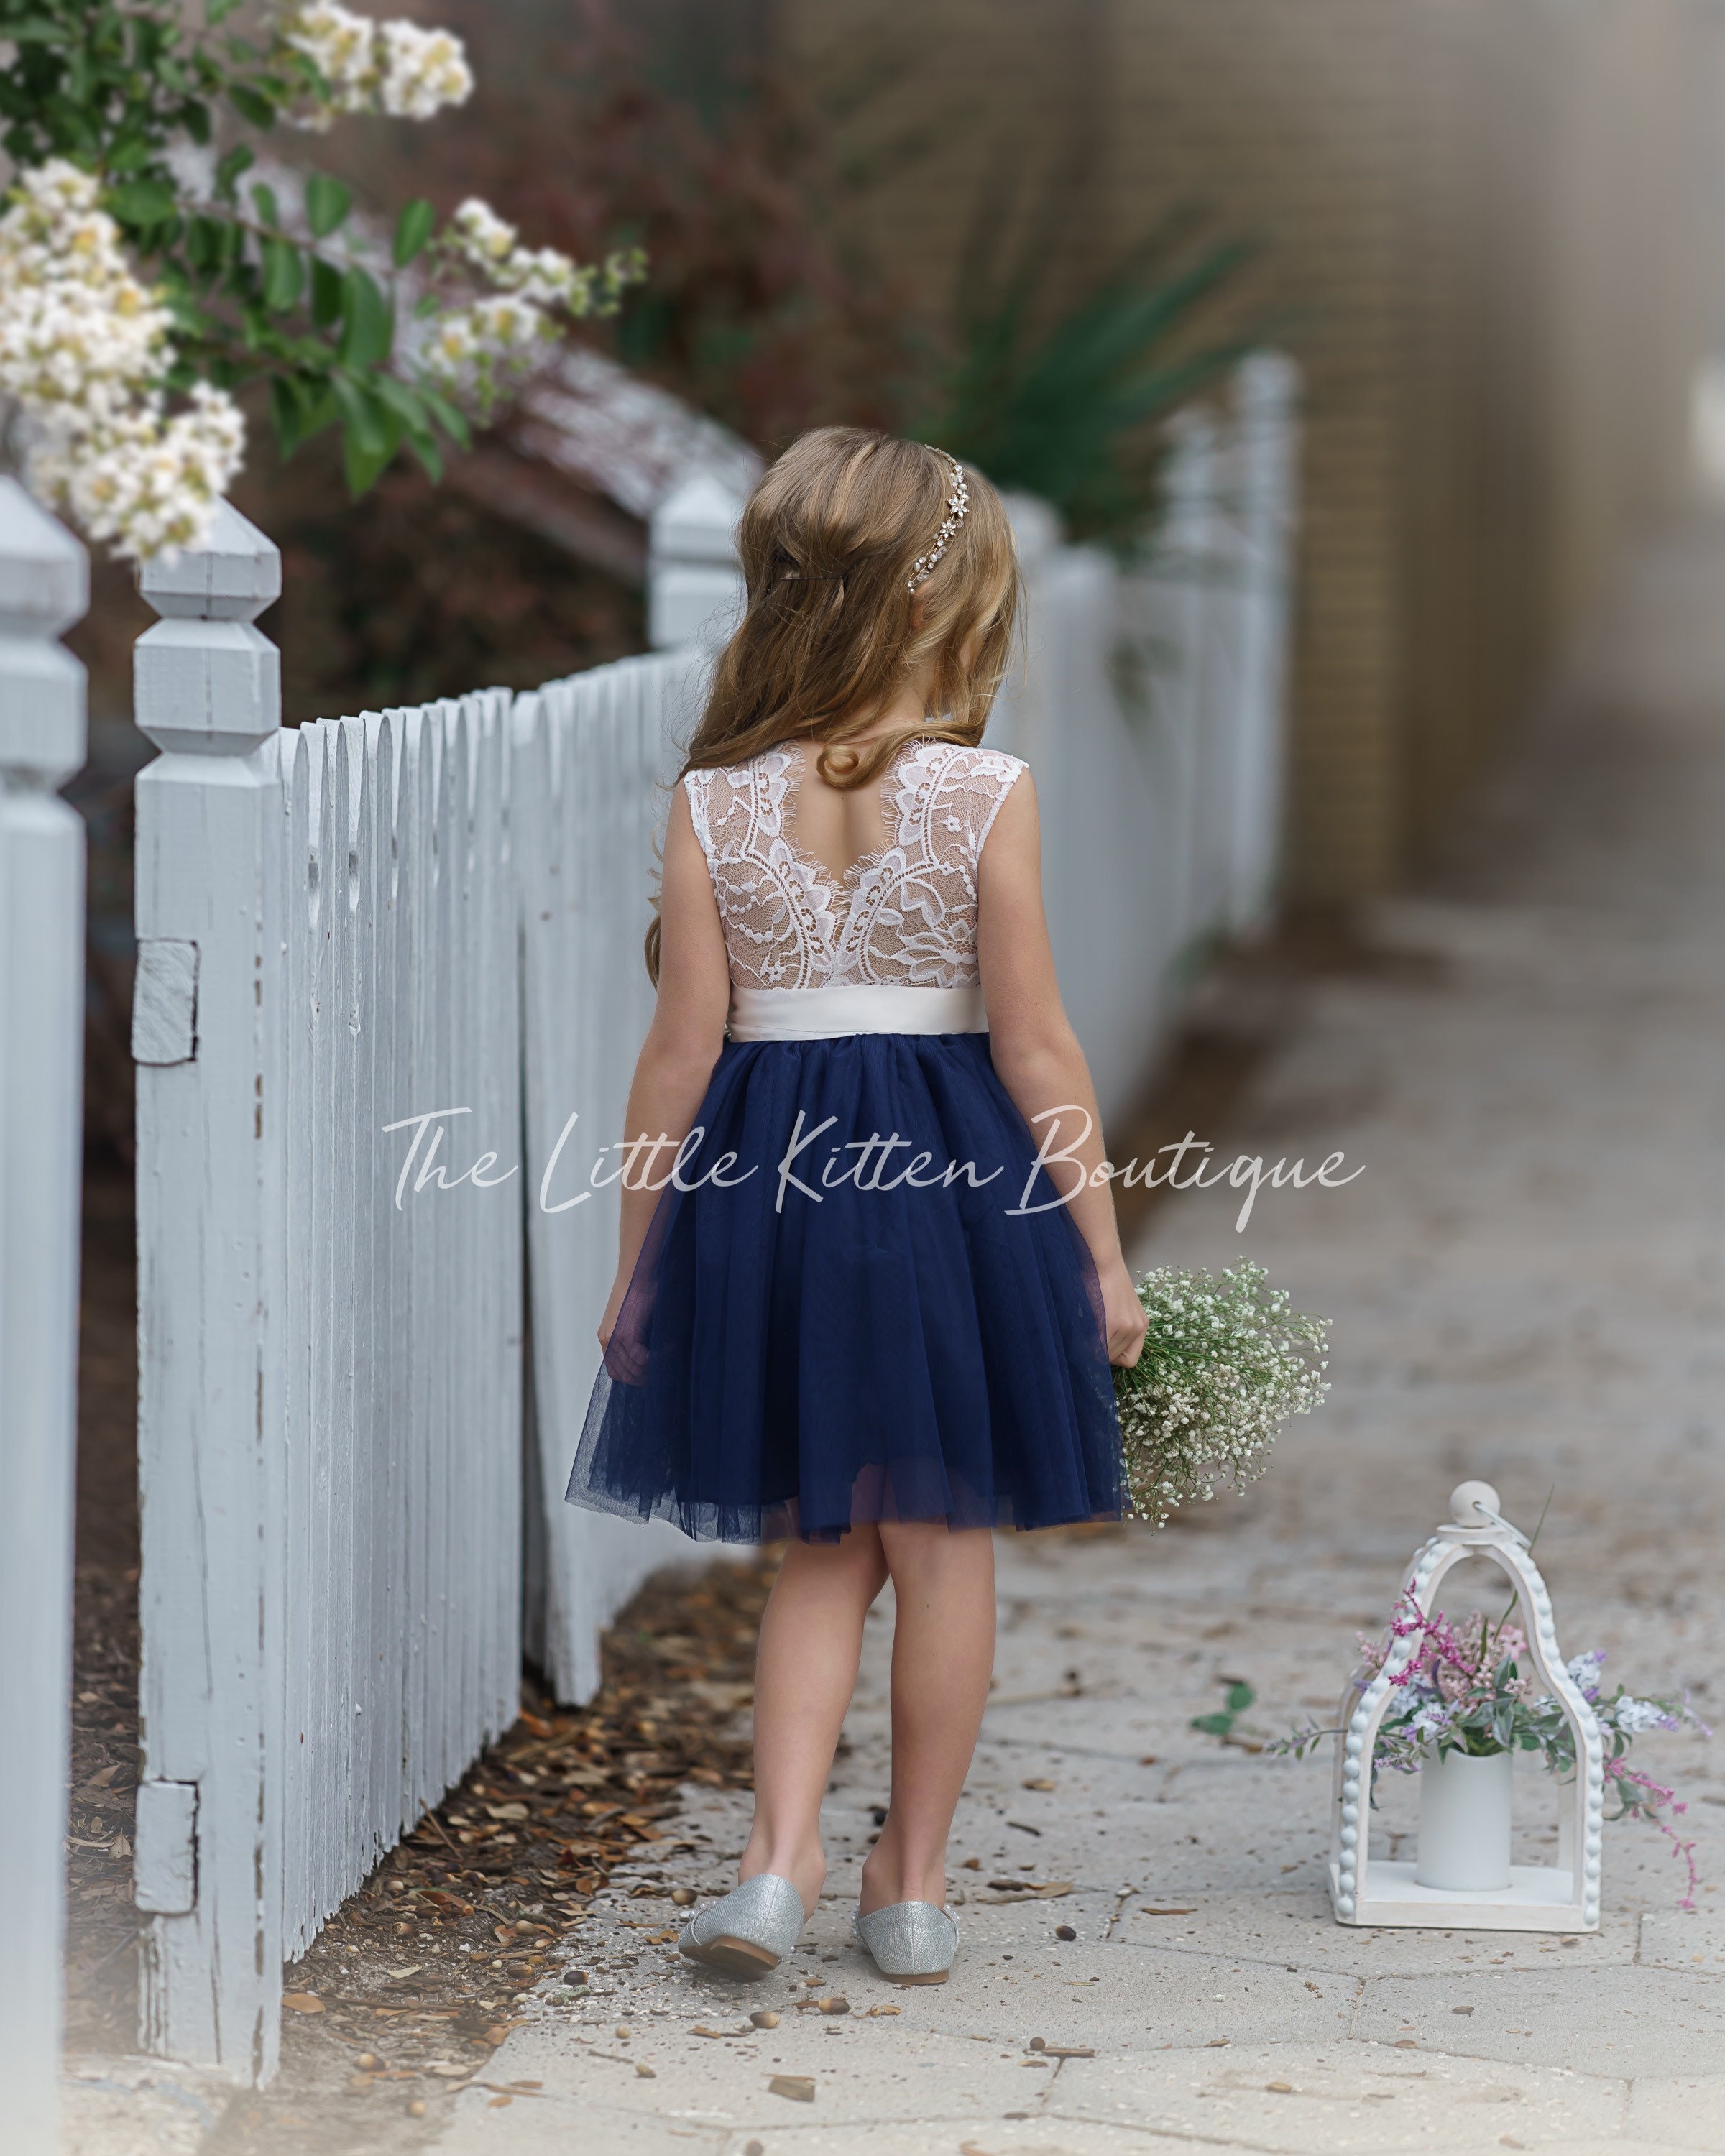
[728,983,988,1041]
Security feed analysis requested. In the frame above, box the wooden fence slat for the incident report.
[0,480,88,2156]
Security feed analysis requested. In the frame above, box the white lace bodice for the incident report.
[684,739,1026,991]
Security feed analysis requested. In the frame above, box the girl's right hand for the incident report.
[1100,1258,1148,1368]
[597,1271,629,1352]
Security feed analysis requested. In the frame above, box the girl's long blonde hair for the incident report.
[648,427,1020,981]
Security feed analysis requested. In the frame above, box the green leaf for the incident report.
[309,256,344,330]
[181,99,212,147]
[214,144,255,202]
[337,266,393,371]
[405,428,444,484]
[304,172,351,239]
[1190,1713,1233,1736]
[415,384,471,452]
[392,197,435,267]
[250,181,280,231]
[4,19,67,45]
[262,236,303,312]
[206,0,247,21]
[270,372,307,456]
[106,132,154,175]
[372,373,428,436]
[228,80,277,130]
[1225,1682,1256,1713]
[106,179,178,229]
[330,371,392,459]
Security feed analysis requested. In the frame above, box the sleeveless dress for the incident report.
[564,737,1124,1544]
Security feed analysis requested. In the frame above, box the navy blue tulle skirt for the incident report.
[564,1031,1124,1543]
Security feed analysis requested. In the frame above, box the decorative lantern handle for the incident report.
[1446,1479,1530,1545]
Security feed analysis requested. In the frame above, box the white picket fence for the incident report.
[0,353,1299,2103]
[0,479,88,2156]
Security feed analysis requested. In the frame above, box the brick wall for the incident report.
[777,0,1723,898]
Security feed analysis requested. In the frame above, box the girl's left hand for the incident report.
[1099,1258,1148,1368]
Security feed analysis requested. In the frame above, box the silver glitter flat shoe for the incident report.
[677,1873,806,1978]
[854,1899,960,1985]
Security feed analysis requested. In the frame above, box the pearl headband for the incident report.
[907,450,970,593]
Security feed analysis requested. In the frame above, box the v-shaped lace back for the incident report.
[685,738,1026,990]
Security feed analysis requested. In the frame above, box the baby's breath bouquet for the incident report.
[1115,1260,1328,1526]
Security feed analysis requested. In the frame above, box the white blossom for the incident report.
[376,20,473,119]
[0,162,244,560]
[1612,1697,1676,1735]
[277,1,472,130]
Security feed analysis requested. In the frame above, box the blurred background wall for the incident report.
[69,0,1725,1153]
[775,0,1725,902]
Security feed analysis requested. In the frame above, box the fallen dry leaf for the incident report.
[768,2074,816,2103]
[865,2004,901,2018]
[1021,1778,1057,1792]
[282,1993,324,2014]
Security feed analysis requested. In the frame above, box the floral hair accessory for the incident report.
[907,450,970,593]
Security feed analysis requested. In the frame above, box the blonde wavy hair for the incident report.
[648,427,1020,981]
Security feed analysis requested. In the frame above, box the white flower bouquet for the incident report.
[1115,1259,1329,1526]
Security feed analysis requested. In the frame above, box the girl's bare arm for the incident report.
[977,773,1146,1367]
[598,785,731,1347]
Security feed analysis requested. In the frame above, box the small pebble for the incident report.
[745,2144,765,2156]
[750,2009,781,2028]
[817,1996,850,2016]
[1029,2036,1046,2052]
[803,1973,824,1987]
[615,2024,630,2040]
[635,2063,656,2079]
[405,2099,428,2118]
[671,1888,696,1906]
[1055,1925,1077,1941]
[355,2053,381,2070]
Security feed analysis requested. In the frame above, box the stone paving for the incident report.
[436,520,1725,2152]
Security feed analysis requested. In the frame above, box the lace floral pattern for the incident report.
[684,740,1026,991]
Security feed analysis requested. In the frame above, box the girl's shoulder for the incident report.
[906,737,1028,788]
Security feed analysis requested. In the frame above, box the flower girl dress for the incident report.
[565,736,1123,1542]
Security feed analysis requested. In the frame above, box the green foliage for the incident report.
[1191,1680,1256,1740]
[0,0,630,500]
[932,213,1259,550]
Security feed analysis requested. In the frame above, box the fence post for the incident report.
[0,479,88,2156]
[133,502,288,2081]
[648,473,746,650]
[1227,353,1300,932]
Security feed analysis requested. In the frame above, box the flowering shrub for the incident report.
[1115,1260,1328,1526]
[0,0,645,556]
[1275,1594,1709,1904]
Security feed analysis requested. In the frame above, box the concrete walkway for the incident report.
[438,521,1725,2155]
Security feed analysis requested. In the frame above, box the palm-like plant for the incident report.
[931,204,1259,551]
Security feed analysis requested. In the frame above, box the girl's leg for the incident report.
[859,1522,996,1914]
[739,1524,888,1914]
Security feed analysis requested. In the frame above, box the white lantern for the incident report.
[1329,1480,1605,1932]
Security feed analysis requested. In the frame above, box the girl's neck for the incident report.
[827,668,937,749]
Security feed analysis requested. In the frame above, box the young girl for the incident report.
[566,429,1146,1986]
